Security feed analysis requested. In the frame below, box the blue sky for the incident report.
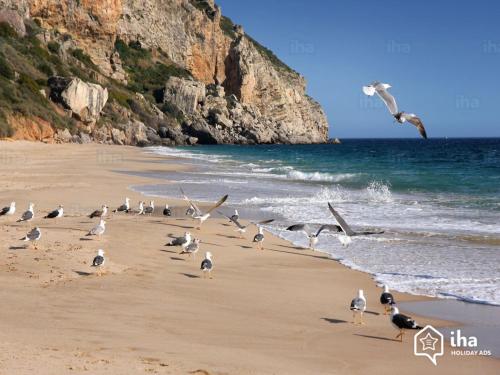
[216,0,499,138]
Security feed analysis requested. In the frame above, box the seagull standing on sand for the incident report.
[390,306,422,342]
[144,200,154,215]
[89,205,108,219]
[327,203,384,247]
[135,201,145,215]
[166,232,192,250]
[17,203,34,223]
[163,203,172,216]
[0,201,15,216]
[180,238,200,258]
[185,205,195,217]
[21,227,41,249]
[44,204,64,219]
[91,249,106,276]
[253,226,265,250]
[230,209,239,222]
[350,289,367,325]
[380,285,396,315]
[87,219,106,239]
[286,223,342,250]
[180,188,228,229]
[218,211,274,238]
[200,251,213,278]
[362,81,428,139]
[113,197,130,213]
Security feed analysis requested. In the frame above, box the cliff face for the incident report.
[0,0,328,144]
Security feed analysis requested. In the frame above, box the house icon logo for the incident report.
[414,325,444,365]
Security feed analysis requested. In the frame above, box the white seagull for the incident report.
[91,249,106,276]
[200,251,214,278]
[17,203,34,223]
[113,197,130,213]
[0,201,15,216]
[253,226,265,250]
[286,223,342,250]
[180,238,200,258]
[87,219,106,239]
[350,289,367,325]
[218,211,274,238]
[390,306,422,342]
[44,204,64,219]
[180,188,228,229]
[362,81,428,139]
[21,227,41,249]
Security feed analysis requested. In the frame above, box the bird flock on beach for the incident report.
[1,187,424,342]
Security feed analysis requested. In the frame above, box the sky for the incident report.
[216,0,499,138]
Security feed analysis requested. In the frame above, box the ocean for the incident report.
[132,139,500,306]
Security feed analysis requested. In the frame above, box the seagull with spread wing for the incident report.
[363,81,428,139]
[180,188,228,229]
[217,210,274,238]
[286,223,342,250]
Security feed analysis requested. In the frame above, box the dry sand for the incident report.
[0,141,497,374]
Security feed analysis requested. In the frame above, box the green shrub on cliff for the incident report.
[0,53,14,80]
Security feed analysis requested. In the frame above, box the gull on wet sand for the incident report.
[21,227,41,249]
[286,223,342,250]
[44,204,63,219]
[362,81,428,139]
[0,201,15,216]
[200,251,213,278]
[380,285,395,315]
[180,188,228,229]
[350,289,367,325]
[17,203,34,223]
[390,306,422,342]
[89,205,108,219]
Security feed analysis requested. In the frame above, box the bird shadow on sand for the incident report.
[180,273,200,279]
[166,223,193,230]
[170,257,185,261]
[9,245,28,250]
[266,247,331,260]
[79,237,94,241]
[278,244,306,251]
[160,249,178,254]
[73,270,93,276]
[216,234,240,240]
[240,245,252,249]
[364,310,380,316]
[321,318,348,324]
[353,334,399,342]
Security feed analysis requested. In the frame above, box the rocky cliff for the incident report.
[0,0,329,145]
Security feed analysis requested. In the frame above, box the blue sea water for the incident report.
[134,139,500,305]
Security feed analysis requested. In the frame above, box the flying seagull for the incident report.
[286,223,342,250]
[144,200,154,215]
[44,204,64,219]
[17,203,34,223]
[200,251,214,278]
[180,238,200,258]
[380,285,396,315]
[166,232,192,250]
[113,197,130,213]
[163,203,172,216]
[89,205,108,219]
[350,289,367,325]
[328,203,384,246]
[362,81,428,139]
[390,306,422,342]
[218,211,274,238]
[87,219,106,239]
[180,188,228,229]
[0,201,15,216]
[91,249,106,276]
[21,227,41,249]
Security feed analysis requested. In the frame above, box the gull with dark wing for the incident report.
[0,201,15,217]
[166,231,192,251]
[363,81,428,139]
[180,238,200,258]
[200,251,214,279]
[144,200,155,215]
[286,223,342,250]
[390,306,422,342]
[180,188,228,229]
[44,204,63,219]
[89,205,108,219]
[21,227,41,249]
[17,203,34,223]
[91,249,106,276]
[112,197,130,213]
[328,203,384,246]
[218,211,274,238]
[380,285,396,315]
[350,289,367,325]
[163,203,172,217]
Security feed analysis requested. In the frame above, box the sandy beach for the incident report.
[0,141,497,374]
